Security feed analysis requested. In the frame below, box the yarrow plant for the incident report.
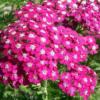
[0,0,99,100]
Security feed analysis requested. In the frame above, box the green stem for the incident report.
[44,80,48,100]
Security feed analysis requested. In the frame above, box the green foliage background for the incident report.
[0,0,100,100]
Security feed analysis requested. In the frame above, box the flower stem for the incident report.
[43,80,48,100]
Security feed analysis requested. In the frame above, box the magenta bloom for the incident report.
[0,0,99,99]
[58,65,97,100]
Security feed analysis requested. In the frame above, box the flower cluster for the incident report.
[0,1,99,100]
[59,65,97,100]
[43,0,100,34]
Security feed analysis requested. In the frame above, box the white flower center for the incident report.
[40,61,45,65]
[54,45,59,48]
[16,43,21,49]
[27,62,33,67]
[37,7,41,11]
[78,67,83,71]
[41,37,46,42]
[5,64,9,69]
[28,34,35,38]
[65,75,68,79]
[30,45,35,50]
[50,50,55,56]
[42,70,47,75]
[29,9,33,12]
[67,0,72,3]
[63,82,67,87]
[24,14,29,18]
[66,41,70,45]
[92,45,97,50]
[23,25,27,29]
[64,55,69,61]
[11,31,16,35]
[34,24,39,28]
[54,35,58,40]
[52,27,57,31]
[83,78,88,83]
[75,46,79,51]
[73,4,78,9]
[33,75,38,80]
[8,50,11,54]
[18,11,22,14]
[40,49,45,55]
[43,17,47,22]
[20,33,25,37]
[23,53,27,58]
[90,0,94,2]
[5,39,10,44]
[52,71,56,76]
[78,83,82,88]
[84,90,88,95]
[40,30,46,33]
[73,54,78,59]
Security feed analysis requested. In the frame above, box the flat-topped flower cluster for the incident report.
[0,0,99,100]
[42,0,100,34]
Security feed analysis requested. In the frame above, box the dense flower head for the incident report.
[59,65,97,100]
[43,0,100,34]
[0,1,99,100]
[1,21,98,65]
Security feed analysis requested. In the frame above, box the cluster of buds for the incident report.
[0,1,99,100]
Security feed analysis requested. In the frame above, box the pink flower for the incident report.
[49,68,59,81]
[18,52,30,62]
[0,1,99,99]
[28,71,40,84]
[38,66,49,80]
[58,65,97,100]
[22,61,35,72]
